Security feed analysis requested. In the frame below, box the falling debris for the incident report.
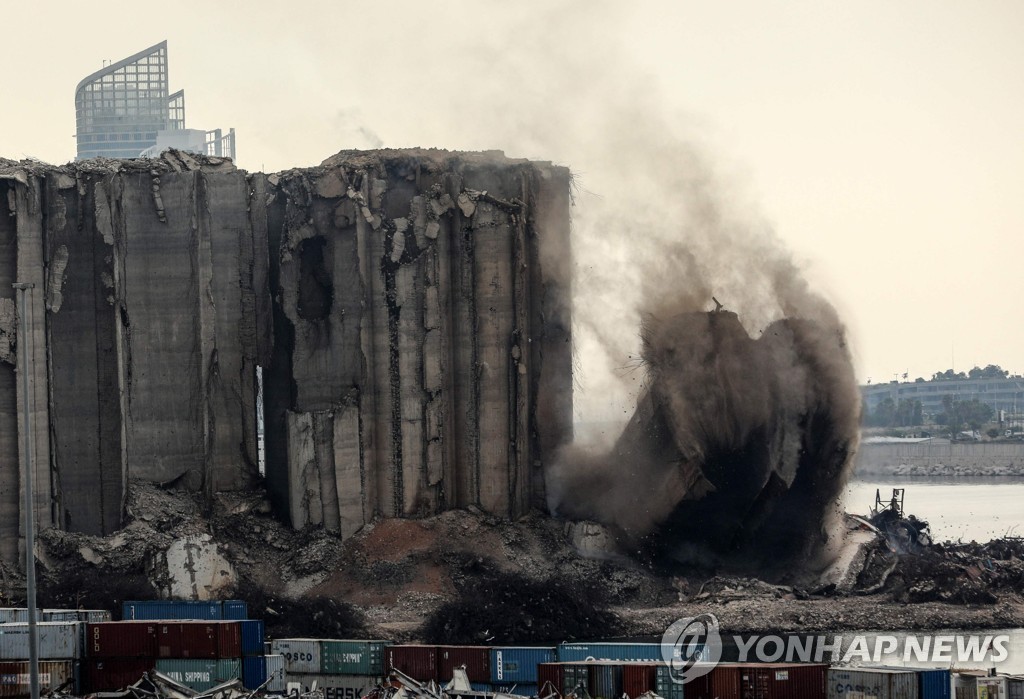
[550,310,859,576]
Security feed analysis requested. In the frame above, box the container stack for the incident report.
[271,638,391,698]
[490,647,557,696]
[77,599,265,693]
[0,620,83,697]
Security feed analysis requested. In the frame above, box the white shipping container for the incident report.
[0,623,83,660]
[284,673,377,699]
[828,668,919,699]
[271,639,321,674]
[0,613,26,626]
[266,655,286,693]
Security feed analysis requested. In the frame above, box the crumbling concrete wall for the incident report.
[0,149,572,562]
[264,150,573,532]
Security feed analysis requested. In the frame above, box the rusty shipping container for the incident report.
[537,663,564,694]
[156,621,242,659]
[622,663,657,698]
[82,658,155,692]
[87,621,159,658]
[686,663,827,699]
[0,660,77,697]
[828,667,919,699]
[387,646,437,682]
[438,646,490,684]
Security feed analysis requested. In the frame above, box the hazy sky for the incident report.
[4,1,1023,420]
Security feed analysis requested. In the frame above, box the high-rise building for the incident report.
[74,40,235,161]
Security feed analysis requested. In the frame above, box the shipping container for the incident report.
[388,645,437,682]
[321,640,390,676]
[283,672,379,699]
[87,622,159,658]
[0,614,24,626]
[243,656,267,690]
[622,663,657,698]
[733,663,827,699]
[828,667,919,699]
[122,601,222,621]
[82,658,154,692]
[0,660,78,697]
[654,663,684,699]
[918,668,952,699]
[562,665,589,695]
[77,610,113,624]
[0,622,83,660]
[537,663,564,695]
[557,644,662,663]
[272,639,322,674]
[471,682,494,692]
[37,611,78,623]
[266,654,286,693]
[438,646,490,684]
[491,648,557,685]
[1009,677,1024,699]
[588,663,623,699]
[155,658,241,692]
[215,621,242,658]
[222,601,248,620]
[240,620,265,657]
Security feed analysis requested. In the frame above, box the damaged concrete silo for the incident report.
[0,149,572,564]
[263,150,572,534]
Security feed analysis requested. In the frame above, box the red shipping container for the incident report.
[687,663,827,699]
[738,663,826,699]
[437,646,491,684]
[215,621,242,659]
[179,622,218,658]
[388,646,438,681]
[82,658,155,692]
[86,621,159,658]
[622,664,657,698]
[155,622,183,658]
[538,663,565,696]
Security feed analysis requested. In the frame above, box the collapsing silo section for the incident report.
[0,149,572,563]
[263,150,572,533]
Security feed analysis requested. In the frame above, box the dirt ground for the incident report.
[10,481,1023,644]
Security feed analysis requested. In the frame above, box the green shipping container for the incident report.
[155,658,241,692]
[655,664,685,699]
[320,641,390,676]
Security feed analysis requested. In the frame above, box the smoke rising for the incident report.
[430,3,865,574]
[337,1,863,574]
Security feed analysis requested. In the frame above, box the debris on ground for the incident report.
[2,480,1021,643]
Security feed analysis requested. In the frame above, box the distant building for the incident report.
[861,375,1024,418]
[75,40,235,161]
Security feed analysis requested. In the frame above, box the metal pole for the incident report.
[13,282,39,699]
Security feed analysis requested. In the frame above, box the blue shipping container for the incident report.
[240,620,265,657]
[242,656,267,690]
[471,683,493,692]
[919,668,951,699]
[122,601,222,621]
[223,601,248,620]
[491,648,557,684]
[557,644,663,663]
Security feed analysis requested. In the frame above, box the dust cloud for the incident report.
[435,3,864,574]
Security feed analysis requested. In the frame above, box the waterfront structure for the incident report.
[862,375,1024,418]
[75,41,235,161]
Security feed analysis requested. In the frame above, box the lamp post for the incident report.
[13,282,39,699]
